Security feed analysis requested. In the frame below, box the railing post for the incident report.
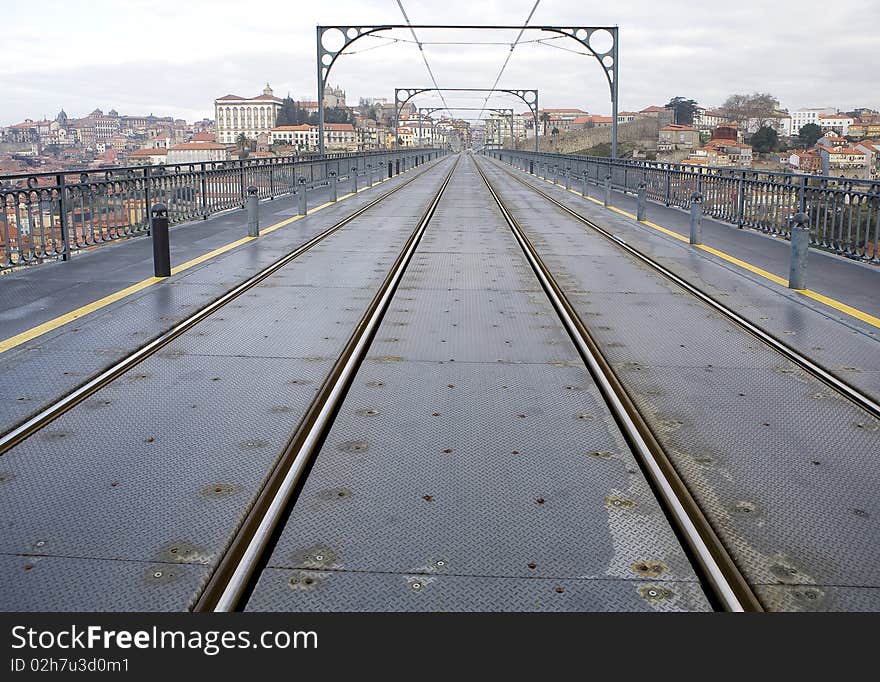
[637,181,647,222]
[350,166,358,194]
[150,203,170,277]
[736,172,746,228]
[199,163,208,219]
[664,170,672,207]
[689,192,703,245]
[269,164,275,199]
[239,160,246,207]
[582,170,589,198]
[246,185,259,237]
[788,212,810,289]
[328,170,337,202]
[367,163,373,187]
[798,175,808,213]
[604,174,612,207]
[57,174,71,261]
[143,166,152,232]
[564,167,571,190]
[298,177,307,215]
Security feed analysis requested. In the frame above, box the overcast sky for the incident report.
[3,0,878,126]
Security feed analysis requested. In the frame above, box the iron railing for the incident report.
[486,149,880,264]
[0,149,444,270]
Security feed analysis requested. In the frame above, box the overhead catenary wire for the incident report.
[476,0,541,124]
[394,0,452,118]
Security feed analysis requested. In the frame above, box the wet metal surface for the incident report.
[248,155,709,612]
[480,159,880,610]
[0,158,456,610]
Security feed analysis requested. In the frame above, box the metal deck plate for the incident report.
[370,288,578,364]
[261,360,700,584]
[247,568,711,612]
[0,161,455,611]
[249,157,709,612]
[0,555,210,612]
[484,160,880,609]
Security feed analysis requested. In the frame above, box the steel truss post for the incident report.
[317,25,619,157]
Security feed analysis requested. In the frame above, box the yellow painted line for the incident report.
[643,220,689,243]
[0,182,371,354]
[170,236,256,275]
[799,290,880,327]
[0,278,163,352]
[539,166,880,329]
[695,244,789,286]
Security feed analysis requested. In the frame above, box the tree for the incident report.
[665,96,699,125]
[539,112,551,135]
[751,126,779,153]
[798,123,822,147]
[235,133,252,159]
[307,107,352,125]
[551,127,560,136]
[721,92,779,129]
[275,96,308,127]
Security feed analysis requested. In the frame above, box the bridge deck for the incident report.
[0,162,430,435]
[0,152,878,611]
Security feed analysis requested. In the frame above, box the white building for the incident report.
[268,125,319,152]
[166,142,228,165]
[128,148,169,166]
[692,107,729,131]
[215,84,283,144]
[324,123,358,151]
[790,107,837,136]
[817,114,854,137]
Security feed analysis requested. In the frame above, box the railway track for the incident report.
[474,154,880,611]
[0,155,450,457]
[190,153,747,612]
[3,152,875,612]
[481,156,880,422]
[473,157,759,612]
[195,157,460,611]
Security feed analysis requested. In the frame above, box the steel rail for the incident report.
[474,156,761,612]
[197,156,461,612]
[485,157,880,421]
[0,156,450,457]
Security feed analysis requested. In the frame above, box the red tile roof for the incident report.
[169,142,227,150]
[129,148,167,156]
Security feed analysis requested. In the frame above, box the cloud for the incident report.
[2,0,876,125]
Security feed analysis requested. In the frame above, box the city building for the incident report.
[789,107,837,136]
[268,125,319,152]
[854,141,880,178]
[166,141,228,164]
[692,107,729,131]
[658,124,700,151]
[816,144,867,171]
[324,123,358,151]
[639,105,675,126]
[689,139,753,167]
[214,84,283,144]
[817,114,854,137]
[127,148,169,166]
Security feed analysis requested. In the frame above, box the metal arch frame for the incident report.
[316,24,619,156]
[394,88,539,153]
[417,107,515,149]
